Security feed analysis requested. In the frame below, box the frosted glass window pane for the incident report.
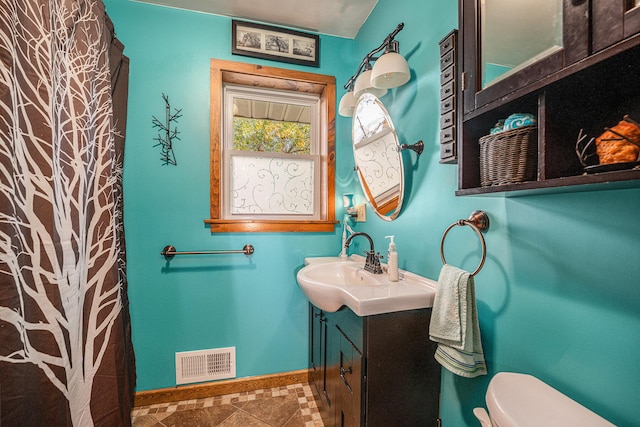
[230,155,314,215]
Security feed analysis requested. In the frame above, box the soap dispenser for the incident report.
[385,235,399,282]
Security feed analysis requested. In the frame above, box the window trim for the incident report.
[206,59,337,233]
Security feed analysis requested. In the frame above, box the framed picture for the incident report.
[232,20,320,67]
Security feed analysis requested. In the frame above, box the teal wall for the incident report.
[106,0,640,425]
[103,0,354,392]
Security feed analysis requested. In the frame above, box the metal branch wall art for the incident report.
[152,93,182,165]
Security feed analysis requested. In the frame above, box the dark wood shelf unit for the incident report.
[457,17,640,196]
[457,169,640,197]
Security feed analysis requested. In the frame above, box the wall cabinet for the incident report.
[457,0,640,196]
[309,304,441,427]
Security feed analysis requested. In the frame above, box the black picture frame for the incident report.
[231,20,320,68]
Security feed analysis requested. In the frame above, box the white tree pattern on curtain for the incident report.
[0,0,131,425]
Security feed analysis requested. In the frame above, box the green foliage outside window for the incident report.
[233,117,311,154]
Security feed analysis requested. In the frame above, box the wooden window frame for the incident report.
[205,59,337,232]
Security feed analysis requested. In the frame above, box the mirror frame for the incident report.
[352,93,404,221]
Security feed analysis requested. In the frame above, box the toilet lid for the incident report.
[486,373,615,427]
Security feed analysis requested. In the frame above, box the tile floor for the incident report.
[131,383,324,427]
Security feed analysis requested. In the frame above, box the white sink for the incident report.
[296,256,437,316]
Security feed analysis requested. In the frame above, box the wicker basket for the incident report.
[479,125,537,187]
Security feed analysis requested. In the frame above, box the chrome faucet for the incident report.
[344,232,383,274]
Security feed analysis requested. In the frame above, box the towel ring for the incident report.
[440,210,489,276]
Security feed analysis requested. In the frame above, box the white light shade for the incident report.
[338,91,356,117]
[370,52,410,89]
[353,69,388,99]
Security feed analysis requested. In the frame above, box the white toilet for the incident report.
[473,372,616,427]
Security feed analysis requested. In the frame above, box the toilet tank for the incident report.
[485,372,615,427]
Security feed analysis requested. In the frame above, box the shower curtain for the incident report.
[0,0,135,425]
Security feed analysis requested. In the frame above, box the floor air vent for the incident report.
[175,347,236,385]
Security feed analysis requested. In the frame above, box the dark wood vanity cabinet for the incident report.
[457,0,640,195]
[309,304,441,427]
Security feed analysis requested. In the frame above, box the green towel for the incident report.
[429,264,487,378]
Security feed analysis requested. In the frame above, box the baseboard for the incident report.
[134,369,312,407]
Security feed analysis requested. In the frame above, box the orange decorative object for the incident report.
[595,117,640,164]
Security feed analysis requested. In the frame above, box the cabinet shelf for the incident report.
[456,169,640,197]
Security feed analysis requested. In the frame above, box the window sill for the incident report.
[204,219,339,233]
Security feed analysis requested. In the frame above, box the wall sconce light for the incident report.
[338,88,356,117]
[370,40,410,89]
[343,193,366,221]
[339,23,410,117]
[353,63,388,99]
[343,193,356,217]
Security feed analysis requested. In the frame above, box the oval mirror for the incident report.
[352,93,404,221]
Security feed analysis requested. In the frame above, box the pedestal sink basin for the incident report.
[296,256,437,316]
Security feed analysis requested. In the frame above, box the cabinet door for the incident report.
[310,305,329,406]
[335,327,363,427]
[592,0,640,52]
[461,0,589,114]
[310,306,322,382]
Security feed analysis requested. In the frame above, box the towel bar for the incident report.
[161,244,254,260]
[440,210,489,276]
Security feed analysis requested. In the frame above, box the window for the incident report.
[223,85,320,219]
[206,59,336,232]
